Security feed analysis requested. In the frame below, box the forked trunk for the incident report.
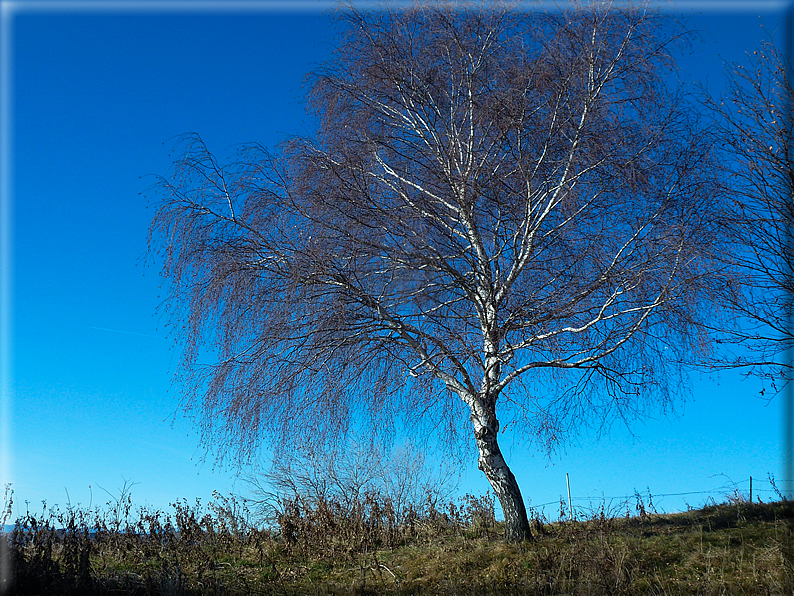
[472,413,532,542]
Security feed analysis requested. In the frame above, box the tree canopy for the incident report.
[149,3,725,540]
[708,37,794,388]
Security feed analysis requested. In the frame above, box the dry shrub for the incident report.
[275,489,502,558]
[243,439,459,527]
[3,490,275,596]
[277,492,404,557]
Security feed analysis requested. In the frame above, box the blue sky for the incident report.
[2,0,792,522]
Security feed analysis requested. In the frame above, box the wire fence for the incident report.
[527,474,794,521]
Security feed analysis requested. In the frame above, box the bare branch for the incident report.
[149,3,723,542]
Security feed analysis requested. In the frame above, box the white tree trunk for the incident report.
[470,401,531,542]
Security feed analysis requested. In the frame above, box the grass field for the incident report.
[1,488,793,595]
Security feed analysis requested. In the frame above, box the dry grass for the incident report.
[1,488,792,595]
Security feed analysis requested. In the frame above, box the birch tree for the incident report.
[149,4,723,541]
[708,38,793,386]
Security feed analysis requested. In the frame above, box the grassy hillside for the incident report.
[2,491,792,595]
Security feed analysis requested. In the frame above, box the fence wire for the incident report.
[527,476,794,519]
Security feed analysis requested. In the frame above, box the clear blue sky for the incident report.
[2,0,791,523]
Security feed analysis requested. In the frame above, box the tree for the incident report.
[149,3,723,541]
[708,37,793,387]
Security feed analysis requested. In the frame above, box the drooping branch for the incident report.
[149,3,724,541]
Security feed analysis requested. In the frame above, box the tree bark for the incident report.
[471,407,532,542]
